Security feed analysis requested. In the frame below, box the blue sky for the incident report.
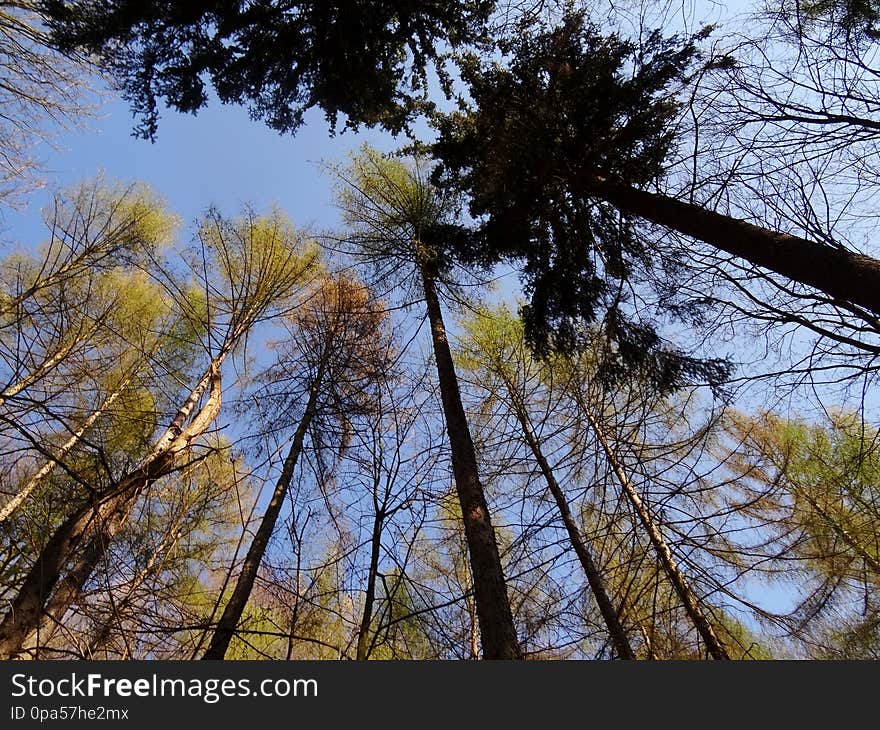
[0,0,751,252]
[0,86,401,249]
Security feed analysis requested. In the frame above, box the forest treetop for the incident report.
[40,0,496,140]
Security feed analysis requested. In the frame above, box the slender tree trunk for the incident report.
[355,509,384,660]
[0,381,128,523]
[417,257,521,660]
[499,375,635,659]
[463,562,480,660]
[576,399,730,660]
[0,327,97,411]
[586,175,880,320]
[798,491,880,577]
[0,358,225,659]
[201,372,322,660]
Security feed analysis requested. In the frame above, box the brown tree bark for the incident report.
[575,397,730,660]
[417,256,521,660]
[500,376,636,659]
[586,175,880,320]
[201,373,321,660]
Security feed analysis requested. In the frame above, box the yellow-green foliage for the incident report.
[50,176,179,259]
[456,302,524,372]
[726,409,880,584]
[338,144,442,231]
[99,386,158,458]
[197,207,322,321]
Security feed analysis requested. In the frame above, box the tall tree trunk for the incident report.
[575,397,730,660]
[417,257,521,660]
[587,175,880,320]
[201,371,322,660]
[499,374,635,659]
[355,509,384,661]
[0,357,225,659]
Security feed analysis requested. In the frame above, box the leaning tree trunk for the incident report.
[0,375,132,523]
[797,490,880,578]
[0,357,226,659]
[576,399,730,660]
[201,368,323,660]
[417,255,521,660]
[586,175,880,320]
[498,374,635,659]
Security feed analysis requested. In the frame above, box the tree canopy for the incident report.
[41,0,495,139]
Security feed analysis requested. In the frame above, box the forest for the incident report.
[1,0,879,660]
